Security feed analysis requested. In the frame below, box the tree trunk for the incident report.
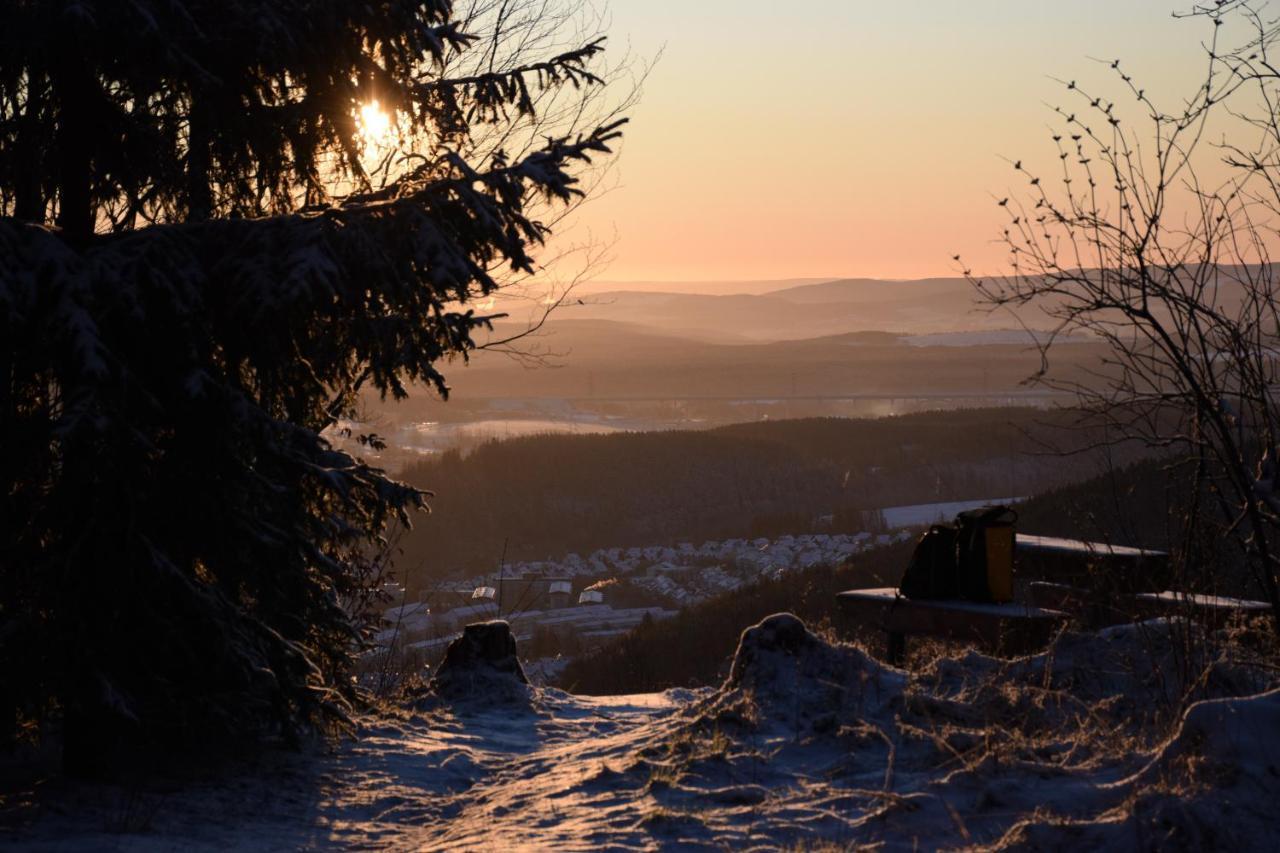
[187,93,213,223]
[14,70,46,224]
[51,61,94,248]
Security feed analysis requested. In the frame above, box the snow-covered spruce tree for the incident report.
[0,0,623,774]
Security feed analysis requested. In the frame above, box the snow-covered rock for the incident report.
[427,620,529,703]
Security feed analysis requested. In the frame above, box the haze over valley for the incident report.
[340,275,1103,472]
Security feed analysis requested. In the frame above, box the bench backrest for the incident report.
[1016,534,1171,594]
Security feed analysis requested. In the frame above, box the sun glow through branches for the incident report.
[358,100,393,153]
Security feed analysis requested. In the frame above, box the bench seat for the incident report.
[836,587,1068,664]
[1029,581,1272,629]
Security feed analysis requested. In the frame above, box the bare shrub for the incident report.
[963,1,1280,629]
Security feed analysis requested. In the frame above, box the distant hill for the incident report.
[545,267,1280,343]
[573,278,835,297]
[451,317,1105,401]
[489,277,1054,343]
[762,276,973,304]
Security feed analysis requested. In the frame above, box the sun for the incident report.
[358,100,393,150]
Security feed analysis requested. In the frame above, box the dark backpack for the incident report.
[954,505,1018,602]
[899,523,959,599]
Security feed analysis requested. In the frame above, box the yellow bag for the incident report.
[955,506,1017,603]
[984,522,1015,602]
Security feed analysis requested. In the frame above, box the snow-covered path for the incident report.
[399,693,690,851]
[310,692,691,851]
[10,617,1280,851]
[10,692,698,851]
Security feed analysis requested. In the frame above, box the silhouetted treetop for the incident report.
[0,0,614,236]
[0,0,624,775]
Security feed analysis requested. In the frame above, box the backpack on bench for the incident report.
[898,523,959,599]
[899,505,1018,602]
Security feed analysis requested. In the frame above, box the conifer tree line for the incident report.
[0,0,626,773]
[393,410,1113,580]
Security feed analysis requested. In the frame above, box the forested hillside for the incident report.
[395,409,1134,583]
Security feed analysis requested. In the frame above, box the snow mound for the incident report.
[912,619,1274,742]
[711,612,906,735]
[425,620,531,705]
[617,615,919,847]
[997,688,1280,850]
[637,614,1280,850]
[1162,685,1280,778]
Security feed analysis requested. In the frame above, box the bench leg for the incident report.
[886,632,905,666]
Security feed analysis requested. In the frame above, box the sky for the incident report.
[564,1,1224,282]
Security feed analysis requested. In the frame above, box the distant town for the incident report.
[366,513,975,681]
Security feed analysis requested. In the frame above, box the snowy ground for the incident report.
[8,616,1279,851]
[879,497,1025,529]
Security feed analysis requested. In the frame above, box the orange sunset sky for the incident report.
[569,1,1228,283]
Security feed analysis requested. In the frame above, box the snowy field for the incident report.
[879,498,1024,530]
[9,615,1279,851]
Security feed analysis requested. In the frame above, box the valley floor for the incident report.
[8,617,1280,851]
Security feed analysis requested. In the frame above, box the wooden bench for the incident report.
[1029,581,1273,629]
[1015,534,1171,593]
[1131,591,1272,624]
[838,532,1272,665]
[836,588,1069,665]
[835,534,1160,663]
